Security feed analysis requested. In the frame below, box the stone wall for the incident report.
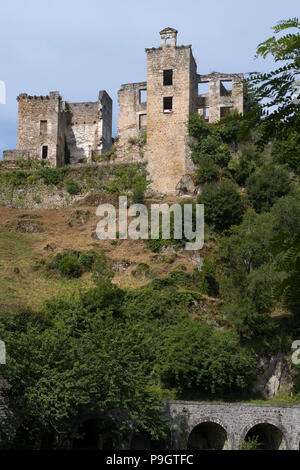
[99,90,113,154]
[65,90,112,164]
[116,82,147,163]
[166,401,300,450]
[2,150,33,161]
[4,90,112,167]
[197,72,244,122]
[65,102,99,163]
[16,91,64,166]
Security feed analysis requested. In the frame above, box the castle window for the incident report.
[40,120,47,135]
[163,70,173,86]
[165,37,171,45]
[163,97,173,113]
[220,80,232,96]
[42,145,48,159]
[220,106,232,118]
[139,89,147,104]
[198,82,209,95]
[203,107,210,122]
[139,114,147,131]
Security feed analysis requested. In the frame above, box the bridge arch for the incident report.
[187,419,230,450]
[239,419,288,450]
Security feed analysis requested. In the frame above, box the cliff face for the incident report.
[252,354,295,398]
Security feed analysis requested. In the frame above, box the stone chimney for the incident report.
[159,27,178,47]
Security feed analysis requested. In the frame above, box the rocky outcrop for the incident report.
[175,174,196,196]
[251,353,294,398]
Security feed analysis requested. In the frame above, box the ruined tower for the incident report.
[16,91,66,167]
[117,28,244,195]
[146,27,198,194]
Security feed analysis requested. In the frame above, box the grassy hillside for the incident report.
[0,204,202,310]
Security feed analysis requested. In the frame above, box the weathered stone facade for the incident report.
[4,28,243,194]
[117,27,244,194]
[166,401,300,450]
[4,90,112,166]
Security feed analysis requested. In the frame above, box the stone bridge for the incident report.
[166,401,300,450]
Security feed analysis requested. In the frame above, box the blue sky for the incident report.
[0,0,298,158]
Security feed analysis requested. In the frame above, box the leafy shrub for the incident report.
[198,181,244,231]
[229,147,263,186]
[188,114,234,184]
[246,165,291,213]
[46,251,82,278]
[78,251,96,269]
[128,137,138,145]
[92,251,114,281]
[132,180,146,203]
[198,258,219,297]
[196,157,219,184]
[108,164,148,195]
[58,254,82,278]
[222,297,277,342]
[240,436,262,450]
[95,145,117,162]
[1,170,30,187]
[213,109,243,144]
[37,167,69,186]
[66,180,81,195]
[188,113,210,139]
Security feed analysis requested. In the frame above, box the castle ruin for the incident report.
[3,28,244,194]
[4,91,112,166]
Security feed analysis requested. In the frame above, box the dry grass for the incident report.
[0,204,197,309]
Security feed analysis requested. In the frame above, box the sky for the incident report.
[0,0,298,158]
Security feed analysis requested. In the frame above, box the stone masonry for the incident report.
[166,401,300,450]
[4,90,112,166]
[3,28,243,194]
[117,27,244,194]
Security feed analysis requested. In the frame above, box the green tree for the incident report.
[158,318,256,395]
[246,165,291,213]
[228,146,263,186]
[248,18,300,148]
[188,113,234,184]
[271,132,300,175]
[0,302,167,449]
[198,181,244,232]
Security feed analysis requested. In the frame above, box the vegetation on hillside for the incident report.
[0,17,299,449]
